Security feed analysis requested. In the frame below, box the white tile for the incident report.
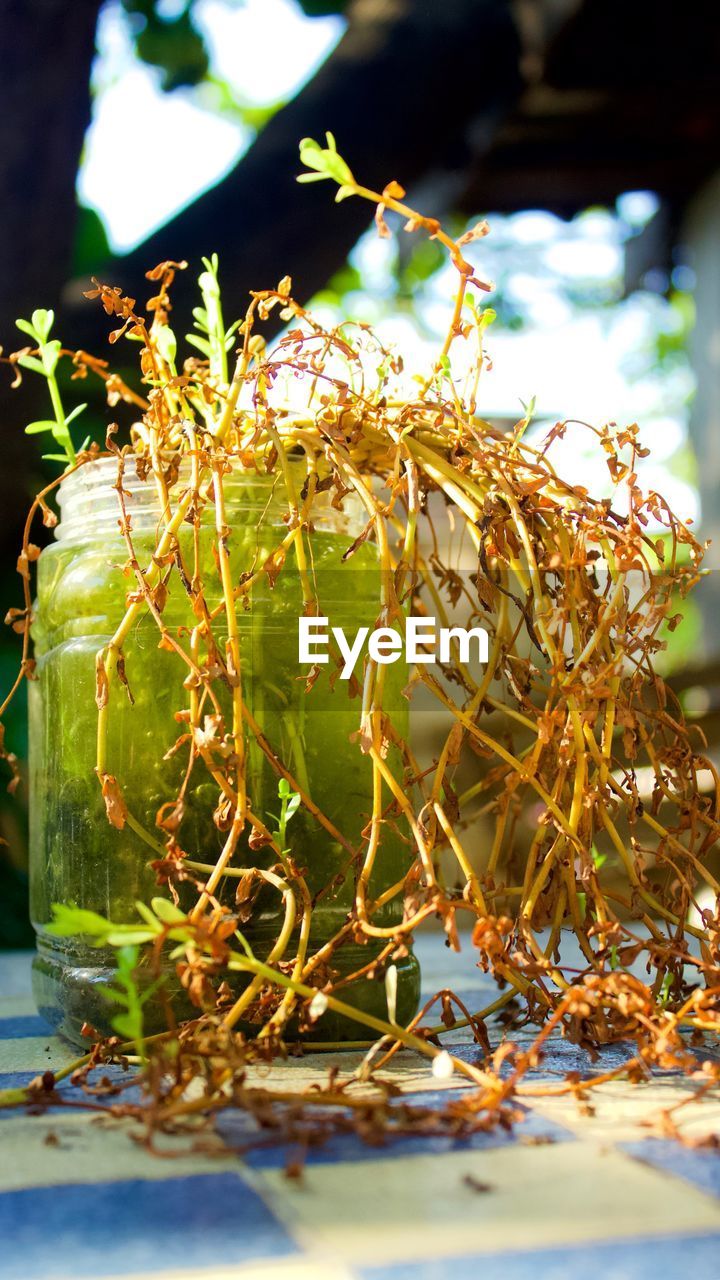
[0,1034,76,1075]
[0,1112,239,1191]
[101,1261,355,1280]
[257,1142,720,1265]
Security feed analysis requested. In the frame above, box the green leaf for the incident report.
[65,402,87,426]
[40,340,61,376]
[155,325,177,365]
[299,136,327,172]
[520,394,536,419]
[16,354,45,374]
[117,943,141,971]
[298,134,354,187]
[47,903,115,939]
[102,984,131,1007]
[150,896,187,924]
[31,308,54,341]
[25,420,57,435]
[48,904,163,948]
[198,270,220,300]
[185,333,212,356]
[99,945,150,1052]
[325,158,354,186]
[134,900,163,930]
[105,928,157,946]
[15,318,38,340]
[111,1011,140,1039]
[285,793,301,821]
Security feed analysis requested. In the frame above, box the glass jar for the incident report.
[30,457,420,1043]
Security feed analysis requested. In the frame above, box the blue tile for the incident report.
[418,987,494,1012]
[446,1027,717,1081]
[399,1088,574,1143]
[0,1071,50,1121]
[0,1014,53,1039]
[358,1232,720,1280]
[216,1092,573,1168]
[0,1070,38,1089]
[0,1172,297,1280]
[448,1037,640,1081]
[0,1064,145,1120]
[680,1034,720,1064]
[621,1139,720,1199]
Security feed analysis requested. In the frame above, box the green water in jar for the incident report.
[29,460,420,1043]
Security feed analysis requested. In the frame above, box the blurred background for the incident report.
[1,0,719,944]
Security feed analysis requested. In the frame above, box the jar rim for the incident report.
[54,454,367,541]
[57,453,303,491]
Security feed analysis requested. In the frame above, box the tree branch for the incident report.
[65,0,522,342]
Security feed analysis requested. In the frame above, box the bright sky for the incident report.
[77,0,697,524]
[79,0,344,251]
[313,206,697,521]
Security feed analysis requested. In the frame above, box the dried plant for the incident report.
[1,134,719,1156]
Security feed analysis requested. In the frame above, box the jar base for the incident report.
[32,933,421,1049]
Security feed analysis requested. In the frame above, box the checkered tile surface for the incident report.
[2,937,720,1280]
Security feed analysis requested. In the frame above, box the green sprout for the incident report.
[15,309,88,464]
[297,132,357,202]
[591,843,607,870]
[100,944,163,1062]
[47,898,189,949]
[658,971,674,1008]
[186,254,240,384]
[267,777,301,851]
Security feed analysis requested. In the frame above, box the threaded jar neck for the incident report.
[54,455,367,543]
